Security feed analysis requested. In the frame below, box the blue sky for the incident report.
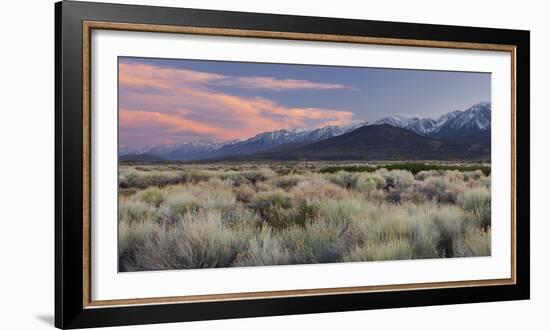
[119,57,490,147]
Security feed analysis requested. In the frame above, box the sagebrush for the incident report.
[118,162,491,271]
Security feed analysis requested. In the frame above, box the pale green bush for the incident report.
[317,199,365,223]
[233,230,290,266]
[329,171,359,189]
[118,199,158,224]
[431,205,466,257]
[379,169,415,190]
[356,173,385,197]
[290,178,349,203]
[250,190,292,213]
[119,168,186,188]
[118,219,171,271]
[461,225,491,257]
[458,187,491,228]
[135,186,167,207]
[409,217,441,258]
[276,219,349,264]
[223,206,261,229]
[198,186,236,210]
[169,211,249,269]
[162,191,199,217]
[344,239,413,262]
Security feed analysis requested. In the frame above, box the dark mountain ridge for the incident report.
[223,124,490,161]
[119,153,166,163]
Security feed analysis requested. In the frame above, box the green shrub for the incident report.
[356,173,385,196]
[261,201,320,230]
[458,187,491,228]
[380,169,415,190]
[119,168,186,188]
[295,201,320,223]
[250,190,292,214]
[431,206,466,257]
[291,179,349,203]
[135,186,167,207]
[278,220,349,264]
[119,199,158,224]
[461,224,491,257]
[163,191,199,217]
[381,163,490,176]
[233,230,290,266]
[320,165,376,174]
[329,171,359,189]
[409,218,441,259]
[318,199,364,223]
[344,239,413,262]
[168,211,249,269]
[183,170,213,184]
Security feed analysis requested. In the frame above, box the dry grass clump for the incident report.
[118,163,491,271]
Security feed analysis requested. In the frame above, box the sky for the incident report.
[119,57,490,147]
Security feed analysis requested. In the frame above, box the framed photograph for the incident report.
[55,1,530,328]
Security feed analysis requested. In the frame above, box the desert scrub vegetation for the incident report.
[118,162,491,271]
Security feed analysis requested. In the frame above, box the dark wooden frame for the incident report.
[55,0,530,328]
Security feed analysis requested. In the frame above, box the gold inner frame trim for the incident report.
[82,20,517,309]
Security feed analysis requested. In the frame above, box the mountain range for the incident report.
[119,122,368,161]
[373,101,491,143]
[225,124,489,161]
[119,101,491,162]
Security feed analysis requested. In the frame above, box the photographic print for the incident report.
[117,57,491,272]
[56,4,529,326]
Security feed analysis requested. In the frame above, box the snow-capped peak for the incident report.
[446,102,491,131]
[371,102,491,136]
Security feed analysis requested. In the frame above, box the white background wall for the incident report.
[0,0,546,329]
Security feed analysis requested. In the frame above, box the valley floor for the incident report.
[118,161,491,271]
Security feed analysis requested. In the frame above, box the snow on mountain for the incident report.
[214,122,368,157]
[435,110,463,128]
[373,115,436,136]
[372,102,491,143]
[119,140,234,161]
[443,101,491,131]
[431,102,491,143]
[119,122,369,161]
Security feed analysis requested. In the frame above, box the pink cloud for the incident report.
[214,76,352,90]
[119,61,355,146]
